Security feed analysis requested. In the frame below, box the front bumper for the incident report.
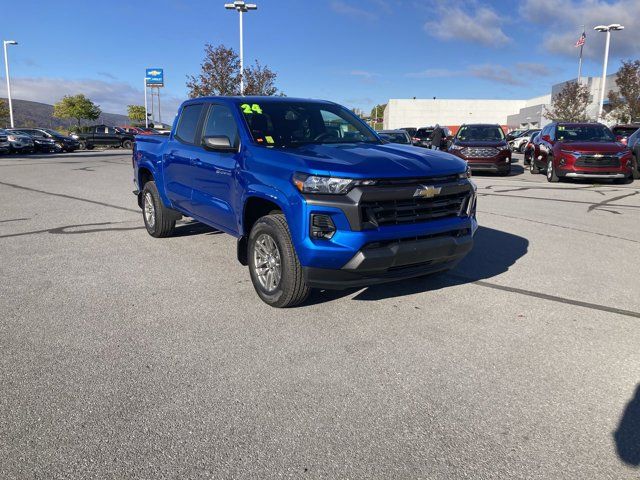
[564,172,626,179]
[303,231,473,289]
[293,177,477,286]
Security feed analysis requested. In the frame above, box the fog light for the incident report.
[310,214,336,240]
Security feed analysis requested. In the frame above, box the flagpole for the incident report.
[577,25,585,84]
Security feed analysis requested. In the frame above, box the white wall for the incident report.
[383,99,528,129]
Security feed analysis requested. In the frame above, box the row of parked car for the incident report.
[0,124,164,154]
[377,122,639,183]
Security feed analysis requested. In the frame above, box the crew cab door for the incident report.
[189,103,240,234]
[163,103,205,212]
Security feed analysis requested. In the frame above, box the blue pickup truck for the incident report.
[133,97,477,307]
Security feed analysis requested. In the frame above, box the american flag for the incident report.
[575,32,586,47]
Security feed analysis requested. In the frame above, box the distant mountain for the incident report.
[0,98,129,130]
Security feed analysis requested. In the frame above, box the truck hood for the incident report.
[453,140,508,148]
[556,141,626,153]
[272,143,467,178]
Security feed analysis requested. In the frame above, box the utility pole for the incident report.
[3,40,18,128]
[225,1,257,95]
[594,24,624,122]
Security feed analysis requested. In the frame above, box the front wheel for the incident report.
[546,157,559,182]
[122,139,133,149]
[530,157,540,174]
[632,155,640,180]
[248,214,310,308]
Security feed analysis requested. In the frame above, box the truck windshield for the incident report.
[456,125,505,142]
[556,124,615,142]
[237,101,378,147]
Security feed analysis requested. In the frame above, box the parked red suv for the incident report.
[530,122,634,183]
[448,124,511,175]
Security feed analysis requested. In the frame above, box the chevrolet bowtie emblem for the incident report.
[414,185,442,198]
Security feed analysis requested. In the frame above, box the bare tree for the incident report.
[544,82,590,122]
[186,44,281,97]
[243,60,280,96]
[607,60,640,123]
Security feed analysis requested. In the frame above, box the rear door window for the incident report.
[175,104,204,145]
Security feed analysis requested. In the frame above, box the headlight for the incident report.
[7,135,17,141]
[292,173,375,194]
[560,149,580,156]
[70,134,79,139]
[497,145,510,151]
[458,166,471,179]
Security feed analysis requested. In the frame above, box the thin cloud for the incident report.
[0,76,182,119]
[405,63,551,86]
[425,5,510,47]
[330,1,377,21]
[98,71,118,80]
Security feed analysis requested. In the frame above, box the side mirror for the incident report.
[203,135,236,152]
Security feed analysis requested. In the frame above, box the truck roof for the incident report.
[182,96,338,106]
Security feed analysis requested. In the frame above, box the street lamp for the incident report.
[594,24,624,122]
[224,0,257,96]
[3,40,18,128]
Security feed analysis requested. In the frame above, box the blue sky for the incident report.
[1,0,638,119]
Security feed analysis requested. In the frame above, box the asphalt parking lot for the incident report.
[1,149,639,479]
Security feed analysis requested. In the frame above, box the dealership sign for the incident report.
[145,68,164,87]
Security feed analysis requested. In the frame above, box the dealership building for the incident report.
[382,74,620,132]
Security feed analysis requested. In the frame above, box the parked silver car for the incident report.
[0,129,12,154]
[4,129,35,153]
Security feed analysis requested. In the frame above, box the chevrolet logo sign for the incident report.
[414,185,442,198]
[148,70,162,76]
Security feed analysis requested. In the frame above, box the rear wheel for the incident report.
[546,157,559,182]
[142,181,176,238]
[122,139,133,149]
[632,154,640,180]
[86,144,94,150]
[248,214,310,308]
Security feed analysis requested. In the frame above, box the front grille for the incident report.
[462,147,498,158]
[361,191,468,227]
[575,155,620,167]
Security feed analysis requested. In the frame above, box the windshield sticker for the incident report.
[265,135,274,144]
[241,103,263,114]
[558,126,565,131]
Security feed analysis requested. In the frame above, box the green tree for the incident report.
[186,43,281,97]
[127,105,147,124]
[607,60,640,123]
[53,94,101,129]
[369,103,386,120]
[544,82,590,122]
[0,99,9,127]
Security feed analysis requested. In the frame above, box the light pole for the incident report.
[144,77,149,128]
[224,1,257,96]
[594,24,624,122]
[3,40,18,128]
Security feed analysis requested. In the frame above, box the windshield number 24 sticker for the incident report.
[241,103,263,114]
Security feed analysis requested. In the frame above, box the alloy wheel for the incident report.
[144,192,155,229]
[253,233,282,293]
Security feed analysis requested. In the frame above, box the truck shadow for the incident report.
[305,226,528,305]
[614,384,640,467]
[173,220,222,237]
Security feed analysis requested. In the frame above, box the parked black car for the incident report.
[71,125,135,150]
[413,127,434,148]
[14,128,80,152]
[4,129,35,153]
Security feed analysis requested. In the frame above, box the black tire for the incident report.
[530,157,540,174]
[142,181,176,238]
[499,162,511,176]
[248,214,310,308]
[122,139,133,149]
[632,154,640,180]
[518,143,525,153]
[546,157,559,183]
[86,144,94,150]
[78,141,86,150]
